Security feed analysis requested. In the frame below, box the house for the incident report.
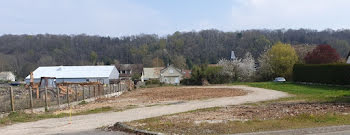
[0,72,16,82]
[25,66,119,84]
[182,70,192,79]
[347,51,350,64]
[141,67,164,82]
[116,64,143,80]
[160,65,183,85]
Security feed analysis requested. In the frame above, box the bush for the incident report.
[184,65,230,85]
[205,66,231,84]
[293,64,350,85]
[304,44,341,64]
[145,79,160,85]
[180,78,192,85]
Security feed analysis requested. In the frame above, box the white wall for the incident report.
[109,67,120,80]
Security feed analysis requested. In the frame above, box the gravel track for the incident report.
[0,85,289,135]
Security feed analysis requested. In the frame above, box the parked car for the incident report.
[274,77,286,82]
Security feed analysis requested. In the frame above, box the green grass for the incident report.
[232,82,350,103]
[0,106,113,126]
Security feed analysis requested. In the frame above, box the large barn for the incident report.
[25,66,119,84]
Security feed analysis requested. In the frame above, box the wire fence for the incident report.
[0,82,129,113]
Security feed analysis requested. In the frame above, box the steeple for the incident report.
[230,51,236,60]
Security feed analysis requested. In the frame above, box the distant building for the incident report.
[116,64,143,80]
[25,66,119,84]
[160,65,183,85]
[347,51,350,64]
[182,69,192,79]
[0,72,16,82]
[231,51,236,60]
[141,67,164,82]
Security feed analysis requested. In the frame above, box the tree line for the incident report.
[0,29,349,79]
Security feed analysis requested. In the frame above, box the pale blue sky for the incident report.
[1,0,349,36]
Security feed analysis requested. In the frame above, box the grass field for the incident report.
[126,82,350,134]
[233,82,350,102]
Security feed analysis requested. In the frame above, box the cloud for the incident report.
[231,0,350,30]
[0,0,170,36]
[1,0,349,36]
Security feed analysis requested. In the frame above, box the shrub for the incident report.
[293,64,350,85]
[184,65,230,85]
[304,44,341,64]
[218,52,256,82]
[257,42,298,81]
[205,66,231,84]
[145,79,160,85]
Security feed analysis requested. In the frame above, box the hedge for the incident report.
[293,64,350,85]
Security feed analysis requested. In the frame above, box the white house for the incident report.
[25,66,119,84]
[0,72,16,82]
[160,65,183,85]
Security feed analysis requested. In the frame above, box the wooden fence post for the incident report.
[109,84,111,94]
[10,87,15,112]
[67,85,70,106]
[94,85,96,97]
[44,85,48,111]
[29,86,33,112]
[56,87,60,107]
[102,85,105,95]
[99,85,101,96]
[82,85,85,100]
[88,86,91,98]
[75,85,78,102]
[102,85,104,95]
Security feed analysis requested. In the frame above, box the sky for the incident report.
[0,0,349,36]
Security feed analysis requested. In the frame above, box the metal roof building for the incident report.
[25,66,119,84]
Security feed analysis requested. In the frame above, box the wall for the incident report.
[160,66,183,84]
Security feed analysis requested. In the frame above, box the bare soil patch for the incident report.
[54,87,247,114]
[162,103,350,122]
[125,103,350,134]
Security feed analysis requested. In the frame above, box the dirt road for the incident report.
[0,86,289,135]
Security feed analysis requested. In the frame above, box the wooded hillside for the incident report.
[0,29,349,79]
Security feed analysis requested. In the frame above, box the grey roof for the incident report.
[25,66,118,79]
[160,65,183,77]
[143,67,164,79]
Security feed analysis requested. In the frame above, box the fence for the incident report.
[0,82,129,113]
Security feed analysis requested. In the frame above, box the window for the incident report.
[169,69,174,74]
